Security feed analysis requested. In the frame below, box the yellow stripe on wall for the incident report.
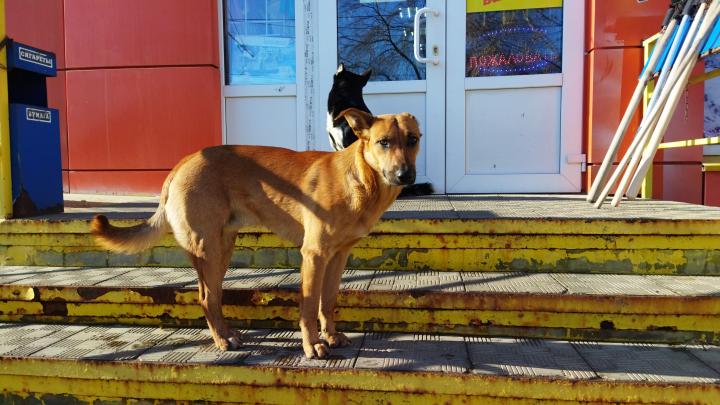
[467,0,563,13]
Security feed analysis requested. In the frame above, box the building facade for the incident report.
[8,0,706,202]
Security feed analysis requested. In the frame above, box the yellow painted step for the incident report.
[4,195,720,273]
[1,323,719,404]
[3,266,720,344]
[2,233,720,274]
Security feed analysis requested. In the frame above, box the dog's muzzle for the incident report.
[389,166,416,186]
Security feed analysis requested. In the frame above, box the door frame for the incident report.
[445,1,585,193]
[318,0,447,192]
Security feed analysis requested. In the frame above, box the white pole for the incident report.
[625,1,720,201]
[593,4,698,208]
[605,13,693,205]
[593,111,662,209]
[621,63,697,202]
[586,15,678,203]
[608,1,712,206]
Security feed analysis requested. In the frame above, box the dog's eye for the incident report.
[378,139,390,148]
[407,136,418,147]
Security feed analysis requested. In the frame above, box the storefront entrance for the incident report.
[222,0,584,193]
[321,0,585,193]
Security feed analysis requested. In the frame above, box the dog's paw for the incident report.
[227,335,242,349]
[324,332,352,348]
[303,341,330,359]
[213,332,242,351]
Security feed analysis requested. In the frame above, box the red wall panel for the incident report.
[64,0,218,69]
[62,171,69,193]
[46,71,68,170]
[705,172,720,207]
[658,64,705,163]
[585,47,644,164]
[586,0,667,51]
[6,0,65,68]
[66,67,221,170]
[586,164,620,194]
[68,171,169,195]
[653,164,703,204]
[7,0,68,178]
[586,163,703,204]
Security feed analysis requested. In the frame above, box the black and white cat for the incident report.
[327,63,434,196]
[326,63,372,151]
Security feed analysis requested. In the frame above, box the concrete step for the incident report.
[4,195,720,274]
[1,322,719,404]
[3,266,720,344]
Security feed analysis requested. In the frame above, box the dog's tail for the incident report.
[91,164,178,253]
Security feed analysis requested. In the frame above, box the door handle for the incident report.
[413,7,440,65]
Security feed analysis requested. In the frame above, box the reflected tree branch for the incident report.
[338,1,425,81]
[372,2,422,80]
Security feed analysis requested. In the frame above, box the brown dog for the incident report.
[91,108,421,358]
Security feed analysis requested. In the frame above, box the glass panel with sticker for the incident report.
[224,0,296,85]
[466,0,563,77]
[337,0,427,82]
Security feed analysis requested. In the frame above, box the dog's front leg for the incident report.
[299,244,330,359]
[319,245,354,348]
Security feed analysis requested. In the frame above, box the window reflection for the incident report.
[705,53,720,136]
[338,0,427,81]
[466,7,563,77]
[225,0,296,85]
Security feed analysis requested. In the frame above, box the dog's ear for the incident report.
[336,63,345,75]
[361,68,372,84]
[338,108,374,140]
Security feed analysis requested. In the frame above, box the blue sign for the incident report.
[7,40,57,77]
[9,104,63,215]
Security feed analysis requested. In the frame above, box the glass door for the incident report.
[445,0,583,193]
[222,0,305,150]
[319,0,446,192]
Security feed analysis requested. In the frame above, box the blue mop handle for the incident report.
[642,1,687,76]
[702,1,720,54]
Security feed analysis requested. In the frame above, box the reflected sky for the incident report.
[225,0,296,85]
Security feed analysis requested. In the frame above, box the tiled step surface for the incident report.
[1,323,719,404]
[20,193,720,221]
[3,266,720,343]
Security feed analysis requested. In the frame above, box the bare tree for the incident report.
[338,1,426,81]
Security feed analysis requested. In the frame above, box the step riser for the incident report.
[3,243,720,275]
[3,315,715,346]
[2,273,720,344]
[7,232,720,250]
[6,217,720,235]
[5,216,720,274]
[1,386,525,405]
[3,303,717,345]
[1,356,717,404]
[6,284,720,314]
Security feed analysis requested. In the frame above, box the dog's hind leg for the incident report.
[189,230,240,351]
[166,188,241,351]
[319,244,354,348]
[299,243,331,359]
